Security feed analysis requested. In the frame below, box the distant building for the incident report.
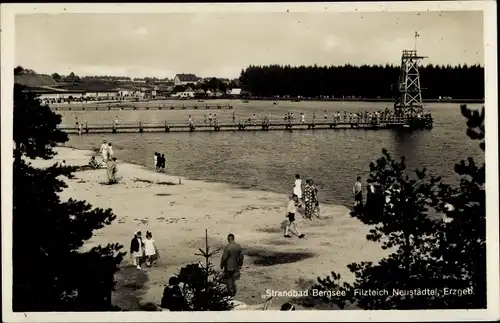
[228,88,242,96]
[174,74,200,86]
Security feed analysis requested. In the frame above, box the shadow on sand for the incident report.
[245,247,315,267]
[112,265,149,311]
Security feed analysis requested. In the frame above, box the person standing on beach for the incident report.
[284,194,305,239]
[208,112,213,125]
[293,174,303,207]
[303,180,314,220]
[100,140,109,163]
[160,154,166,172]
[310,180,321,219]
[107,143,114,159]
[107,157,118,184]
[130,230,144,270]
[154,152,159,172]
[353,176,363,213]
[220,233,244,297]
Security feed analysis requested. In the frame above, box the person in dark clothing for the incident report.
[155,153,162,172]
[160,154,166,172]
[130,231,144,270]
[161,276,187,311]
[220,233,244,297]
[364,180,376,216]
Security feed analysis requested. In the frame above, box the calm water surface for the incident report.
[62,100,484,207]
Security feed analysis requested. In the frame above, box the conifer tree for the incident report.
[311,104,486,309]
[13,82,125,311]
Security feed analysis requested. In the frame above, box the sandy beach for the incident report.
[29,147,388,310]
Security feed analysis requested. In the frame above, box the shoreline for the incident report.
[60,143,354,210]
[30,146,389,310]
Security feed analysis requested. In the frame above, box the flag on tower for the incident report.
[415,31,420,38]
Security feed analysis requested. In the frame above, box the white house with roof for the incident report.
[174,74,200,86]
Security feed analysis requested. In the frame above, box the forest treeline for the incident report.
[239,64,484,99]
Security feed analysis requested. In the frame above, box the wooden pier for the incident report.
[59,116,433,134]
[49,103,234,112]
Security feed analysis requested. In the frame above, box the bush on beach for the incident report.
[13,82,125,311]
[310,104,486,309]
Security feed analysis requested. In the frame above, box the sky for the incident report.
[15,11,484,79]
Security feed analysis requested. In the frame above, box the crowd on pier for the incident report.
[184,109,433,127]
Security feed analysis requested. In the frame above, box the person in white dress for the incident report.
[100,140,109,163]
[144,231,159,267]
[293,174,303,207]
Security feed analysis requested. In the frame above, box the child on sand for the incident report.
[130,231,144,270]
[144,231,159,267]
[284,195,305,239]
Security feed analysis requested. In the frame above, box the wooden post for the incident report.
[85,122,89,134]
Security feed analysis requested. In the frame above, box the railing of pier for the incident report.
[59,114,429,132]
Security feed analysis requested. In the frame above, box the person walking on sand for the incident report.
[293,174,303,207]
[303,180,314,220]
[220,233,244,297]
[143,231,159,267]
[130,231,144,270]
[284,194,305,239]
[310,180,321,218]
[107,157,118,184]
[154,152,159,172]
[100,140,109,163]
[161,154,167,172]
[353,176,363,214]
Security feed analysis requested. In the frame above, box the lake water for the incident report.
[61,100,484,207]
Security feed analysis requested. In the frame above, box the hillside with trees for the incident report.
[239,64,484,99]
